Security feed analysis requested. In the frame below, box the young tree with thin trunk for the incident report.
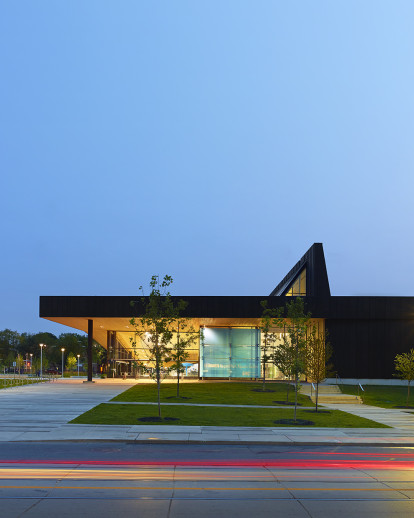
[305,325,332,412]
[273,332,296,402]
[274,298,310,422]
[394,349,414,407]
[130,275,185,418]
[15,354,23,375]
[169,319,198,397]
[66,353,77,373]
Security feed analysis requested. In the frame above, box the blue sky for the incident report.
[1,1,414,335]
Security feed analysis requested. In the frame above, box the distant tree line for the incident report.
[0,329,106,373]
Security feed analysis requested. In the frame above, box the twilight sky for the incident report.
[1,1,414,336]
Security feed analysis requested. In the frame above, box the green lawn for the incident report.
[71,402,388,428]
[112,381,314,406]
[339,384,414,408]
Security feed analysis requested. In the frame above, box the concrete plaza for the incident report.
[2,378,414,445]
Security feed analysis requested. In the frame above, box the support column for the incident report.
[87,319,93,382]
[106,331,112,376]
[108,331,116,378]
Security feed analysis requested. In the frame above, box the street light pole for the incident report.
[30,353,33,375]
[77,355,80,377]
[61,348,65,378]
[39,344,46,378]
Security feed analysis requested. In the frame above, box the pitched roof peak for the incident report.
[269,243,330,297]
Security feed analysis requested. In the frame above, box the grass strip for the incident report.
[0,379,43,389]
[71,403,388,428]
[112,382,314,407]
[339,384,414,409]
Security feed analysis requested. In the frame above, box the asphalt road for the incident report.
[1,443,414,517]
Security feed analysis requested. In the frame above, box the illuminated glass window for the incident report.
[285,268,306,296]
[200,327,260,378]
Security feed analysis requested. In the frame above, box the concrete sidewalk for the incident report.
[2,378,414,445]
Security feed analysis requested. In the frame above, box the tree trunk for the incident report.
[294,373,298,422]
[286,382,290,402]
[177,369,180,397]
[407,381,411,407]
[262,360,266,391]
[294,336,299,422]
[315,382,319,412]
[177,324,180,397]
[156,358,161,417]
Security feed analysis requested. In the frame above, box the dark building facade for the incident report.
[39,243,414,379]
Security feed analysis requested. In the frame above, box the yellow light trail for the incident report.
[0,485,412,492]
[0,468,372,481]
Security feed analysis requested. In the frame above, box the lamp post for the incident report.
[30,353,33,375]
[61,348,65,378]
[77,355,80,377]
[39,344,46,378]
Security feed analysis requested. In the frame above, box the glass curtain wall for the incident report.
[107,331,200,378]
[200,327,260,378]
[285,268,306,296]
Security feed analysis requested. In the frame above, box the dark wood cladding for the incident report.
[321,296,414,320]
[39,295,329,319]
[39,295,284,319]
[39,295,414,320]
[327,318,414,379]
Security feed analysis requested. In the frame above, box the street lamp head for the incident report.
[39,343,46,348]
[61,348,65,352]
[77,354,80,358]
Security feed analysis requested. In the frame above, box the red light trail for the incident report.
[0,457,414,470]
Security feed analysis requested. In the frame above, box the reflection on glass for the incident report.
[201,327,260,378]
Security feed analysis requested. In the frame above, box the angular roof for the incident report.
[269,243,331,297]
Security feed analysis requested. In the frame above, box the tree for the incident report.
[0,330,21,361]
[32,356,49,375]
[15,354,24,374]
[130,275,185,418]
[66,353,77,373]
[273,333,296,402]
[305,325,333,412]
[32,357,41,375]
[394,349,414,407]
[5,351,15,372]
[17,333,57,364]
[274,297,310,422]
[57,333,87,357]
[259,301,280,391]
[19,332,58,365]
[169,319,198,397]
[93,341,106,371]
